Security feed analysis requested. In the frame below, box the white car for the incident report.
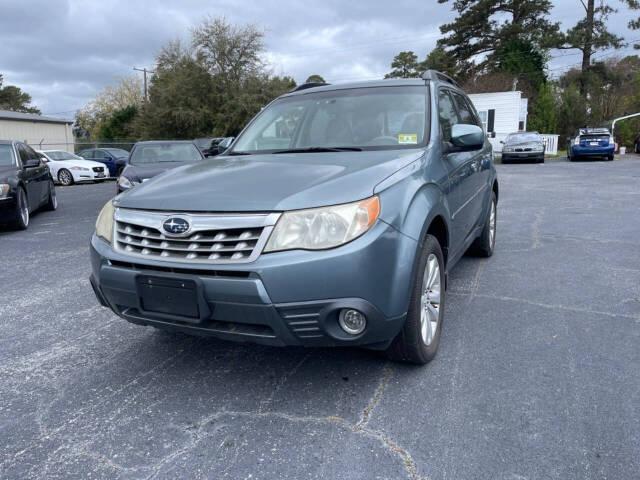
[38,150,109,186]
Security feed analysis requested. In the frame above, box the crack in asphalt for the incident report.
[138,364,423,480]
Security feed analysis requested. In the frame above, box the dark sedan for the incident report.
[77,147,130,176]
[500,131,545,163]
[0,140,57,230]
[116,141,205,194]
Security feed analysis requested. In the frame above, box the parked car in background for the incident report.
[77,148,129,176]
[567,128,614,161]
[0,140,56,229]
[500,131,545,163]
[38,150,107,186]
[634,133,640,153]
[116,141,205,194]
[90,72,498,365]
[193,137,225,156]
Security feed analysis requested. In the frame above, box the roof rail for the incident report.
[289,82,330,93]
[421,70,459,88]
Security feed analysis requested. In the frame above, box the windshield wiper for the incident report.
[271,147,363,154]
[227,151,252,156]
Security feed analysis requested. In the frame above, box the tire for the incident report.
[385,234,445,364]
[12,187,29,230]
[44,179,57,211]
[58,168,74,186]
[606,155,614,161]
[470,191,497,257]
[635,142,640,154]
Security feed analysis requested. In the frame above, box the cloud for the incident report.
[0,0,637,118]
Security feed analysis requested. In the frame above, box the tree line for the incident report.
[386,0,640,145]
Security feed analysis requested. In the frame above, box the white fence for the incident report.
[540,134,559,155]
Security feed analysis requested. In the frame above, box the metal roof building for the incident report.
[0,110,74,153]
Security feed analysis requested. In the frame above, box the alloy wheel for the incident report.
[50,181,57,209]
[489,200,496,247]
[19,189,29,226]
[420,253,441,346]
[59,170,72,186]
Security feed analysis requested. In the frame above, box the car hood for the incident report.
[121,162,186,181]
[50,159,105,169]
[115,149,424,212]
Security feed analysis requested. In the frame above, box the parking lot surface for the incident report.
[1,157,639,479]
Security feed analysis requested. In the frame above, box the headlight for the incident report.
[0,184,9,199]
[264,196,380,252]
[503,147,514,152]
[117,176,134,190]
[71,166,89,171]
[95,200,115,244]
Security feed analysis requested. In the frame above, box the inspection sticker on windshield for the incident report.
[398,133,418,144]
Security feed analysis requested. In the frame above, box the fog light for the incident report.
[339,309,366,335]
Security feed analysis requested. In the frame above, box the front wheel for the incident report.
[385,234,445,364]
[58,169,74,186]
[606,155,614,161]
[12,187,29,230]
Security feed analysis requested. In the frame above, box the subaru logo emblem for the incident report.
[163,217,190,236]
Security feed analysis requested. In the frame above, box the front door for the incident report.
[437,88,477,254]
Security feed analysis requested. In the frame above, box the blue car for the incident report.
[77,147,130,176]
[567,128,615,161]
[89,71,498,364]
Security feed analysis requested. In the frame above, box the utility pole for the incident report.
[133,67,155,102]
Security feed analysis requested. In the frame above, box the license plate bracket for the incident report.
[136,275,199,319]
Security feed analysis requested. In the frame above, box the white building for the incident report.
[468,91,528,151]
[0,110,74,153]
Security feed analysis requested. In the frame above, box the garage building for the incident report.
[0,110,74,153]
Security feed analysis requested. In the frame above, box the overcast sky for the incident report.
[1,0,638,119]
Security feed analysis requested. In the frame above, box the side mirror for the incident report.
[24,158,40,168]
[41,157,49,162]
[488,131,496,139]
[450,124,484,150]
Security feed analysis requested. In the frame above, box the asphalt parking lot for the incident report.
[1,157,639,479]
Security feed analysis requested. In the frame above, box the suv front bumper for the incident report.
[89,220,415,349]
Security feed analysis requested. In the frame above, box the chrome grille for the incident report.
[113,209,279,264]
[92,166,104,173]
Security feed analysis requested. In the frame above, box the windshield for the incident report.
[104,148,130,157]
[0,145,16,167]
[231,86,428,154]
[44,151,83,161]
[130,143,203,165]
[506,133,541,144]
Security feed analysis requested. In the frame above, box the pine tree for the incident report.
[384,51,421,78]
[436,0,560,73]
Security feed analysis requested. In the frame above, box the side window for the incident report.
[437,89,458,142]
[94,149,109,159]
[25,145,40,160]
[78,150,92,158]
[17,144,30,164]
[452,92,480,127]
